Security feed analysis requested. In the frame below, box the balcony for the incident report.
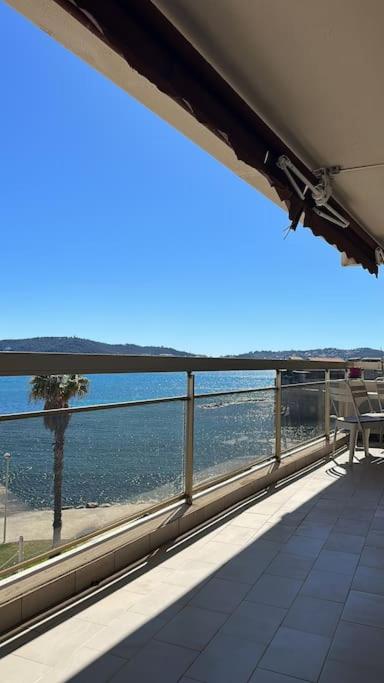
[0,354,383,681]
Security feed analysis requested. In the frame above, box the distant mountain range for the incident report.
[0,337,194,357]
[0,337,382,360]
[234,348,383,360]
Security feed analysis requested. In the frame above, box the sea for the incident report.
[0,371,320,511]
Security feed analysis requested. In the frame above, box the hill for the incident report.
[0,338,382,360]
[234,347,383,360]
[0,337,195,357]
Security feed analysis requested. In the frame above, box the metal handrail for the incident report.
[0,395,186,422]
[280,381,325,389]
[195,385,275,399]
[0,351,365,377]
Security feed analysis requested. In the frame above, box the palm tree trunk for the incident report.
[52,425,65,548]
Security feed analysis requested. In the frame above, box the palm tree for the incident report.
[30,374,89,547]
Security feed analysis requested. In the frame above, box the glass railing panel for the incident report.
[195,370,275,395]
[0,373,187,414]
[193,389,275,487]
[0,399,184,573]
[281,383,325,453]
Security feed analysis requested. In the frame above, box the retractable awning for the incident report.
[12,0,384,274]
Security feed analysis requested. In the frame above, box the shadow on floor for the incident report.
[2,447,384,682]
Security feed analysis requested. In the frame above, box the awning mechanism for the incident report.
[375,247,384,265]
[276,155,349,229]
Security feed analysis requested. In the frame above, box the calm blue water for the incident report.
[0,371,275,414]
[0,371,280,509]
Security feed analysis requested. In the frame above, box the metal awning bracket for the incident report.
[276,155,307,200]
[375,247,384,265]
[313,206,350,229]
[276,155,349,229]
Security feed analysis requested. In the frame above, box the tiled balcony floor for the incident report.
[2,448,384,682]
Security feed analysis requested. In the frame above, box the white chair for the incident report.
[330,380,384,464]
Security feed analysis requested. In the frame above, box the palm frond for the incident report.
[30,374,90,410]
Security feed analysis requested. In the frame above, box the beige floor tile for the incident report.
[315,500,346,513]
[259,626,331,682]
[282,534,325,559]
[366,530,384,548]
[283,594,342,637]
[313,549,359,577]
[250,668,312,682]
[371,518,384,531]
[324,531,365,554]
[329,619,384,673]
[258,523,295,543]
[190,540,244,565]
[0,654,49,683]
[160,558,215,589]
[277,511,311,526]
[190,577,249,614]
[129,581,194,620]
[109,639,197,683]
[248,501,284,516]
[230,512,270,529]
[343,589,384,629]
[155,605,227,650]
[247,574,303,608]
[216,553,273,585]
[77,588,141,625]
[300,568,352,603]
[221,600,286,645]
[85,611,167,659]
[120,565,176,594]
[161,543,205,570]
[35,646,125,683]
[214,523,257,546]
[266,552,314,580]
[186,632,266,683]
[240,538,282,558]
[341,508,375,522]
[295,522,333,541]
[319,658,383,683]
[352,564,384,596]
[14,617,103,667]
[305,510,339,525]
[334,517,370,535]
[360,545,384,569]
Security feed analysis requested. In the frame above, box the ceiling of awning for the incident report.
[154,0,384,250]
[10,0,384,274]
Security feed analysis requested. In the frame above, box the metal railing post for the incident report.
[18,536,24,563]
[324,369,331,441]
[275,370,282,461]
[2,453,11,544]
[184,371,195,505]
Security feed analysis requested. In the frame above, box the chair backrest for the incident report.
[329,380,371,421]
[365,379,378,393]
[348,380,373,415]
[329,381,353,419]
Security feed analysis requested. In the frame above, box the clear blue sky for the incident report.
[1,2,383,355]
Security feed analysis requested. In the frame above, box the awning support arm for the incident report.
[276,155,349,229]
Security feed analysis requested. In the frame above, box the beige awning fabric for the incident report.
[52,0,383,274]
